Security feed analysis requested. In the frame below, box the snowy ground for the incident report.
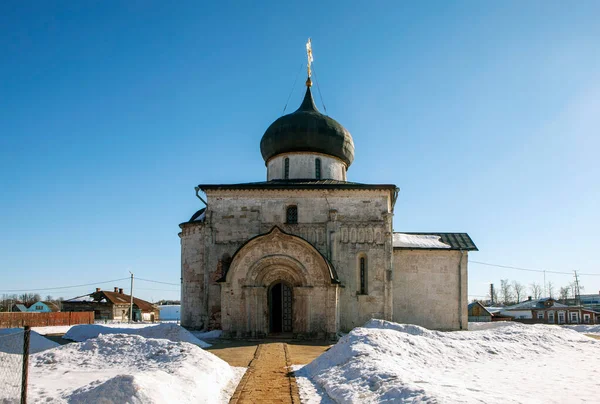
[295,320,600,403]
[562,324,600,334]
[33,321,173,336]
[1,324,242,403]
[63,323,211,347]
[0,328,59,353]
[28,334,243,403]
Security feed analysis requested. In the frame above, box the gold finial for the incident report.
[306,38,313,85]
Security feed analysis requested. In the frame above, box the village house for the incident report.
[499,297,599,325]
[179,44,478,338]
[468,301,493,322]
[26,301,60,313]
[62,287,159,322]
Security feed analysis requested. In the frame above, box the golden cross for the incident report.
[306,38,313,78]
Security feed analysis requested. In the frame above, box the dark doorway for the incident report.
[269,282,293,333]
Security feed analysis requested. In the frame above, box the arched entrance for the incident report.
[269,282,293,333]
[221,227,340,338]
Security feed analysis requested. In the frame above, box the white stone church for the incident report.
[179,74,477,338]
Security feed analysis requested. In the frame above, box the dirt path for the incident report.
[228,342,299,404]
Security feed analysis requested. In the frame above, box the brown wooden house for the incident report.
[62,287,159,322]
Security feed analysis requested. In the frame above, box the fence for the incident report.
[0,326,30,404]
[0,312,94,328]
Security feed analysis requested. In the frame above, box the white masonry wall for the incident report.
[392,249,468,331]
[267,153,347,181]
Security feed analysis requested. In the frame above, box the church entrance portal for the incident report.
[269,282,292,333]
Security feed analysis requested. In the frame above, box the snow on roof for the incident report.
[64,294,95,302]
[393,233,451,249]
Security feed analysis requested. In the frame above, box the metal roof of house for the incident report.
[64,290,157,312]
[502,298,569,310]
[393,232,478,251]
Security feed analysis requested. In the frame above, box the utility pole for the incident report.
[543,270,547,297]
[574,270,581,306]
[129,271,134,323]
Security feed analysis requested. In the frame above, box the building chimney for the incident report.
[114,287,119,293]
[528,296,532,301]
[95,288,101,293]
[119,288,124,294]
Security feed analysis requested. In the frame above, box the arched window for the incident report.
[315,158,321,180]
[284,158,290,180]
[359,256,367,295]
[286,205,298,224]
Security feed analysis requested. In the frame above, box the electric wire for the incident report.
[282,63,304,115]
[311,65,327,114]
[470,261,600,276]
[0,277,130,293]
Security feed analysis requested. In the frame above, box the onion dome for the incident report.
[260,85,355,167]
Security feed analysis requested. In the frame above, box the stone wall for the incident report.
[180,188,394,334]
[392,249,468,330]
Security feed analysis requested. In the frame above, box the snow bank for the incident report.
[296,320,600,403]
[64,323,210,347]
[0,328,59,354]
[468,320,516,331]
[28,334,244,403]
[192,330,223,339]
[562,324,600,334]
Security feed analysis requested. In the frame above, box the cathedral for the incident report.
[179,51,477,338]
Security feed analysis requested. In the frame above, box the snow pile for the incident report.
[28,334,244,403]
[296,319,600,403]
[158,304,181,321]
[563,324,600,334]
[468,320,516,331]
[0,328,59,353]
[192,330,223,339]
[64,323,210,347]
[392,233,450,249]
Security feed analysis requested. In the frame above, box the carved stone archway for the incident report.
[220,227,339,338]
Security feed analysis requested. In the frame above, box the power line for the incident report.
[136,278,180,286]
[0,277,130,293]
[470,261,600,277]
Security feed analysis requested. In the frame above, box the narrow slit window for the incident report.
[286,205,298,224]
[315,158,321,180]
[360,257,367,294]
[284,158,290,179]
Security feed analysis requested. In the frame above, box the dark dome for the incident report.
[260,87,355,166]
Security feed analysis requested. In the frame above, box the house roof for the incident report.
[96,291,156,312]
[502,298,569,310]
[197,179,398,191]
[468,301,492,316]
[64,290,157,312]
[13,304,28,312]
[393,233,478,251]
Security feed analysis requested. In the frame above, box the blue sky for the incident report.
[1,1,599,302]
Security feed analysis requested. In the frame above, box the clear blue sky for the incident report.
[1,1,599,303]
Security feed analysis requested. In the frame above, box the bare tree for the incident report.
[512,281,526,303]
[500,279,514,305]
[529,282,542,300]
[547,281,555,299]
[488,285,499,305]
[559,286,570,301]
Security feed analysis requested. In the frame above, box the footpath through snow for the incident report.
[295,320,600,403]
